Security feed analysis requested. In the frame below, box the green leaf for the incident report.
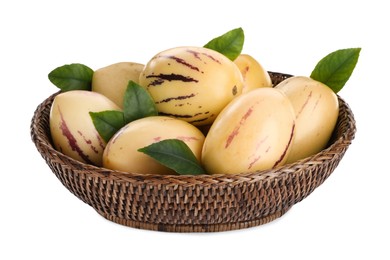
[310,48,361,93]
[203,27,244,61]
[123,80,158,123]
[89,110,125,143]
[138,139,206,175]
[48,63,93,91]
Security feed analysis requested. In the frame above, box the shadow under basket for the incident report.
[30,72,356,232]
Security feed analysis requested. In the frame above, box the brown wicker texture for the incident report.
[30,72,356,232]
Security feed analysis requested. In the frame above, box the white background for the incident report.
[1,0,389,259]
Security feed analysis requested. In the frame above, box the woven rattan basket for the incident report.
[31,72,356,232]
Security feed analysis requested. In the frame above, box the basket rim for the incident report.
[31,73,356,186]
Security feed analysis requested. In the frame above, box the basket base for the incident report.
[96,207,292,233]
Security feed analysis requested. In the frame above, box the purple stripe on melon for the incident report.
[189,117,209,124]
[177,136,199,142]
[225,107,254,149]
[186,50,202,61]
[58,107,94,165]
[312,94,322,112]
[201,52,221,64]
[296,91,312,118]
[163,55,201,72]
[247,137,270,170]
[248,155,261,170]
[146,73,198,87]
[158,111,204,119]
[185,49,222,65]
[158,112,194,119]
[156,93,196,104]
[273,123,295,168]
[77,130,98,154]
[96,133,105,149]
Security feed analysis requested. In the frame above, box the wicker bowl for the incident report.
[30,72,356,232]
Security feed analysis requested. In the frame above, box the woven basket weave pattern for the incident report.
[31,72,356,232]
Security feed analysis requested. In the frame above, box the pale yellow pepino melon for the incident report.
[139,46,244,126]
[275,76,339,163]
[103,116,205,175]
[49,90,121,166]
[92,62,144,108]
[233,54,272,93]
[202,88,296,175]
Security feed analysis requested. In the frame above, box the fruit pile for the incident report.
[48,28,360,175]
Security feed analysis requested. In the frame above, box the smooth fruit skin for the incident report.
[202,88,296,175]
[139,46,244,126]
[275,76,339,163]
[49,90,121,166]
[92,62,144,108]
[103,116,205,175]
[234,54,272,93]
